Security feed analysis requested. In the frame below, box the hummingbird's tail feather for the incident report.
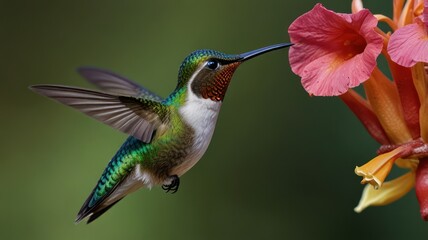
[75,174,138,224]
[75,194,124,224]
[86,198,124,224]
[75,166,148,224]
[29,85,167,143]
[77,67,163,102]
[75,179,123,224]
[75,137,150,223]
[75,197,92,223]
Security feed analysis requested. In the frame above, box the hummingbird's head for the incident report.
[176,43,293,102]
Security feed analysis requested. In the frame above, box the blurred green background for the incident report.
[2,0,428,239]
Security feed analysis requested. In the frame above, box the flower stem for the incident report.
[411,63,428,142]
[388,60,421,139]
[398,0,415,27]
[364,68,412,143]
[393,0,405,23]
[375,14,398,30]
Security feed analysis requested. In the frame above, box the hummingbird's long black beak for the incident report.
[238,43,293,62]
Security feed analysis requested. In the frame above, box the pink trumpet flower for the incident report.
[388,1,428,67]
[288,0,428,221]
[288,4,383,96]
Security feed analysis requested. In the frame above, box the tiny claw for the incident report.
[162,175,180,194]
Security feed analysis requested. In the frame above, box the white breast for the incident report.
[173,89,222,176]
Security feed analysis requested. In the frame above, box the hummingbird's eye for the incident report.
[206,60,219,70]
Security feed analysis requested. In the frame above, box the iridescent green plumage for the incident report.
[30,43,292,224]
[89,137,145,207]
[75,88,195,223]
[175,49,239,89]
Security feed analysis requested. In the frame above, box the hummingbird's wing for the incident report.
[30,85,168,143]
[77,67,163,101]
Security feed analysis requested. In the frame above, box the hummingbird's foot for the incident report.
[162,175,180,194]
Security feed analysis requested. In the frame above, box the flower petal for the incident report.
[288,4,383,96]
[363,68,413,143]
[352,0,363,14]
[354,171,415,213]
[388,19,428,67]
[395,158,419,170]
[355,146,411,188]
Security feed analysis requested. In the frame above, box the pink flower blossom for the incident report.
[288,4,383,96]
[289,0,428,221]
[388,3,428,67]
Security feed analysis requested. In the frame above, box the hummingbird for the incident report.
[30,43,292,224]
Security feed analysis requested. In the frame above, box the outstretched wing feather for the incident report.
[77,67,163,101]
[30,85,166,143]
